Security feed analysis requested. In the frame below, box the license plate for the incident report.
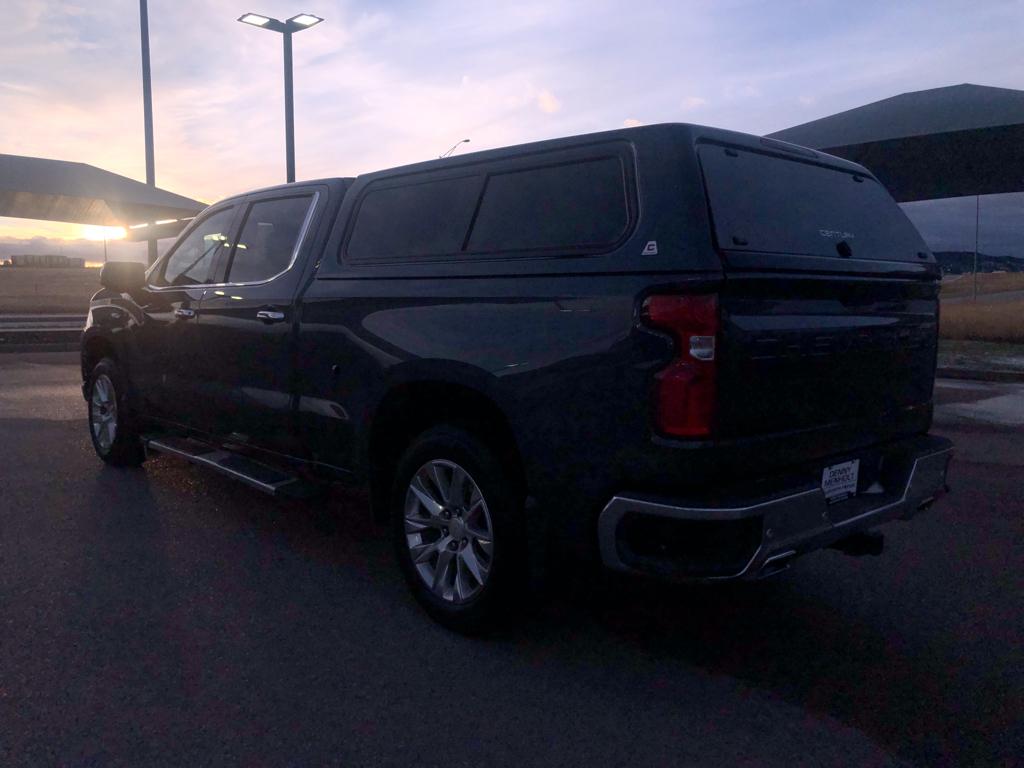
[822,459,859,503]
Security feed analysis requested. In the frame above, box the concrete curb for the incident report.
[0,329,81,351]
[0,342,80,354]
[937,367,1024,383]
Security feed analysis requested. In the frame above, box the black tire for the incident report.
[86,357,146,467]
[391,425,525,633]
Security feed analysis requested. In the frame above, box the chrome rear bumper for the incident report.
[598,437,953,581]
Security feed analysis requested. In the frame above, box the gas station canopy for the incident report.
[767,83,1024,202]
[0,153,206,239]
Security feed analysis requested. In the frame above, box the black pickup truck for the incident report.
[82,123,952,631]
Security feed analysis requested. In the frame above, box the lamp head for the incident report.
[287,13,324,28]
[238,13,324,33]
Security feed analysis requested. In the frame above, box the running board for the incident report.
[145,436,306,497]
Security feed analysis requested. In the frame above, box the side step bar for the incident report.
[145,436,307,497]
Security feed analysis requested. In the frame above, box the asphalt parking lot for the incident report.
[1,352,1021,766]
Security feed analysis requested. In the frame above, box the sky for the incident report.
[1,0,1023,257]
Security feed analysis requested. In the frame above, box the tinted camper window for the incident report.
[698,145,927,261]
[466,157,628,253]
[345,151,631,264]
[348,175,482,262]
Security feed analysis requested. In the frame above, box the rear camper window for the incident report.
[698,145,927,261]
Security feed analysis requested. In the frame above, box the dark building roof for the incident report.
[767,84,1024,202]
[769,83,1024,147]
[0,153,206,234]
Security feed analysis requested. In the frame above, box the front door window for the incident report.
[154,207,236,287]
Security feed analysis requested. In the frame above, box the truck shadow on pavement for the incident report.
[61,454,1016,767]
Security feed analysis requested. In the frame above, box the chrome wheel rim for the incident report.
[90,374,117,453]
[404,459,494,604]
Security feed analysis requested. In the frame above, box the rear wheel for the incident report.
[391,425,524,633]
[86,358,146,467]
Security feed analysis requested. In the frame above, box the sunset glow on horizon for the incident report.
[0,218,125,243]
[81,225,127,242]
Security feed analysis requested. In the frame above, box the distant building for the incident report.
[9,254,85,268]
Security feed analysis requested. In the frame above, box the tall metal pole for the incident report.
[283,30,295,183]
[972,194,980,302]
[139,0,158,264]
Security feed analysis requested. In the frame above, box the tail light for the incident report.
[641,293,718,438]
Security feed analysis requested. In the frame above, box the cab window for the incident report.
[154,207,235,287]
[225,195,315,283]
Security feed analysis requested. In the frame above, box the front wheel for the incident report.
[86,357,146,467]
[392,425,525,633]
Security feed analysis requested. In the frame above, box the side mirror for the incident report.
[100,261,147,292]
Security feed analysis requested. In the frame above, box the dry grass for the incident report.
[0,266,101,314]
[941,299,1024,343]
[941,271,1024,299]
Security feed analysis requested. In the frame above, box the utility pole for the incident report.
[140,0,158,265]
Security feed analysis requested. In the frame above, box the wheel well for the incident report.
[82,335,115,380]
[367,381,526,522]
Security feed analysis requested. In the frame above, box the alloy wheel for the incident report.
[90,374,118,453]
[403,459,495,603]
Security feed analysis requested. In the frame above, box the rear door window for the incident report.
[698,145,927,261]
[226,195,315,283]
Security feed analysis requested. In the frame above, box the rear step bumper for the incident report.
[597,435,953,581]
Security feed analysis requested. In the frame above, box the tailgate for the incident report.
[716,274,938,439]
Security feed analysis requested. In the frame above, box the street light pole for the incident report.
[139,0,158,265]
[283,30,295,183]
[440,139,470,159]
[973,194,980,303]
[238,13,324,184]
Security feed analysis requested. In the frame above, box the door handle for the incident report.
[256,310,286,323]
[174,307,196,319]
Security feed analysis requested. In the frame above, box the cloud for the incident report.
[536,88,562,114]
[623,118,643,127]
[680,96,707,110]
[0,81,39,94]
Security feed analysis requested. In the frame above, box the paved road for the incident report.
[2,352,1021,766]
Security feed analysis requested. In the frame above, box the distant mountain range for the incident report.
[933,251,1023,274]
